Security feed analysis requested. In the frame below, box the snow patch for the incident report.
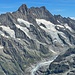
[36,19,73,44]
[15,24,31,38]
[56,25,64,28]
[57,20,60,23]
[0,26,15,38]
[64,23,72,31]
[56,25,65,30]
[0,31,9,38]
[36,19,56,31]
[56,24,73,31]
[36,19,63,43]
[50,49,56,54]
[36,19,53,25]
[70,17,75,20]
[0,45,4,49]
[59,32,71,45]
[17,18,33,27]
[17,38,21,40]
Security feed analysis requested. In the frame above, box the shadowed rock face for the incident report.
[28,6,57,24]
[0,4,75,75]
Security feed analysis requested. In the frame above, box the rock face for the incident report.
[44,48,75,75]
[0,4,75,75]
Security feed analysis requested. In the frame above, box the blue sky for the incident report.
[0,0,75,17]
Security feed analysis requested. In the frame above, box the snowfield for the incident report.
[17,18,33,27]
[0,26,15,38]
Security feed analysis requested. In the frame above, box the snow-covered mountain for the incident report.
[0,4,75,75]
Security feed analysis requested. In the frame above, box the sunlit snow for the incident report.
[36,19,56,31]
[0,26,15,38]
[36,19,63,42]
[56,25,64,28]
[70,17,75,20]
[64,23,72,31]
[15,24,31,38]
[0,45,4,49]
[0,31,9,38]
[36,19,73,45]
[17,18,33,27]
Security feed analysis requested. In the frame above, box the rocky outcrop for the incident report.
[39,48,75,75]
[0,4,75,75]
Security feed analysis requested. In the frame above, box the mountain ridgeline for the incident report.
[0,4,75,75]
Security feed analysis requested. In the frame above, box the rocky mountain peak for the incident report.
[0,4,75,75]
[40,6,46,10]
[18,4,28,15]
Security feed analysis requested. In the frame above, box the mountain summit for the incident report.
[18,4,28,15]
[0,4,75,75]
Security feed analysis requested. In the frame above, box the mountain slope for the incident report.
[44,48,75,75]
[0,4,75,75]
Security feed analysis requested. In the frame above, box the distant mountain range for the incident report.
[0,4,75,75]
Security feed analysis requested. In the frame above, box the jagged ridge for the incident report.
[0,4,75,75]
